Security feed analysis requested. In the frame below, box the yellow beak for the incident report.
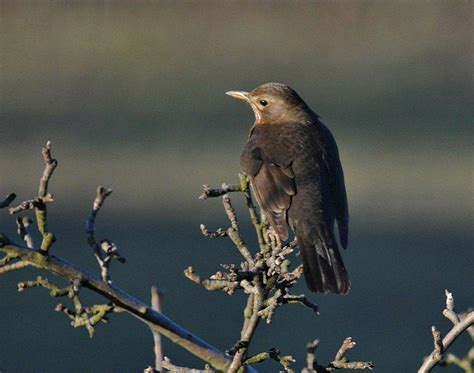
[225,90,249,102]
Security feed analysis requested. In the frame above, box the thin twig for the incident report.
[16,217,34,249]
[200,224,227,238]
[85,186,125,284]
[327,337,373,371]
[418,290,474,373]
[303,339,320,372]
[199,183,242,200]
[223,194,239,231]
[151,285,163,372]
[38,141,58,198]
[184,266,240,294]
[9,194,54,215]
[238,174,268,254]
[443,289,460,325]
[160,357,215,372]
[17,276,72,297]
[16,275,116,337]
[0,193,16,208]
[0,260,29,274]
[85,186,113,257]
[34,141,58,253]
[302,336,373,372]
[419,312,474,372]
[243,348,295,372]
[228,281,264,373]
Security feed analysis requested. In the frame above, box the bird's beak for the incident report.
[225,90,249,102]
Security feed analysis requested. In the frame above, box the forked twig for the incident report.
[418,290,474,372]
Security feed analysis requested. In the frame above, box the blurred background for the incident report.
[0,1,472,372]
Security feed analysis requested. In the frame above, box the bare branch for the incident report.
[227,227,254,267]
[184,266,239,294]
[227,281,264,373]
[54,302,117,337]
[243,348,295,372]
[199,175,267,254]
[283,294,319,313]
[0,260,29,274]
[0,193,16,208]
[238,174,268,253]
[85,186,113,256]
[159,357,215,372]
[16,275,118,337]
[443,289,460,325]
[431,326,444,363]
[330,337,373,370]
[200,224,227,238]
[418,290,474,373]
[34,141,58,253]
[38,141,58,198]
[151,285,163,372]
[419,312,474,372]
[9,194,54,215]
[203,192,256,266]
[302,337,373,372]
[85,186,125,284]
[16,217,34,249]
[303,339,320,372]
[222,194,239,230]
[199,183,242,200]
[18,276,72,297]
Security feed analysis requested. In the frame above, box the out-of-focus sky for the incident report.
[0,2,472,372]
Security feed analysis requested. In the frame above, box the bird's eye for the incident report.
[259,100,268,106]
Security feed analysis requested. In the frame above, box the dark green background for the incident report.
[0,1,472,372]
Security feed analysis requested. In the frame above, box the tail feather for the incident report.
[298,225,350,294]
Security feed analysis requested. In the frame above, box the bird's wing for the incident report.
[320,123,349,249]
[241,140,295,241]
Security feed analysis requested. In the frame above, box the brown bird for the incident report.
[226,83,350,294]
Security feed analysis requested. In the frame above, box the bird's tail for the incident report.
[297,224,350,294]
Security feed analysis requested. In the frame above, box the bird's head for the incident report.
[226,83,315,125]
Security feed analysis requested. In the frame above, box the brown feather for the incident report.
[250,163,295,241]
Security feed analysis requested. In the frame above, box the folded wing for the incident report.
[240,144,295,241]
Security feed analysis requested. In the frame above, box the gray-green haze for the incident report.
[0,2,472,372]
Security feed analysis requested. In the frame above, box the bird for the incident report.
[226,83,350,294]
